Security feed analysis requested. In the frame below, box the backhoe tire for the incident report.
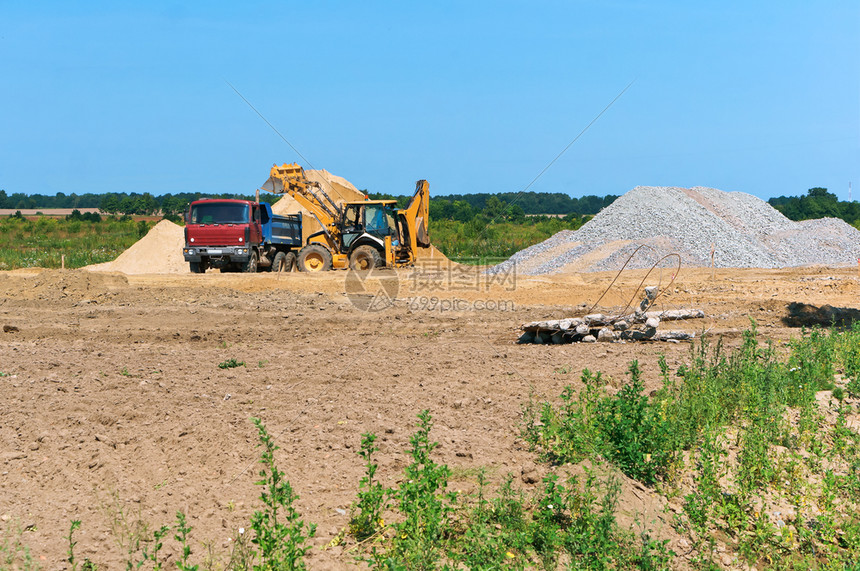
[242,251,259,273]
[297,244,332,272]
[272,251,296,273]
[349,245,382,271]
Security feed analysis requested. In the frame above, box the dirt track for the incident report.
[1,265,858,568]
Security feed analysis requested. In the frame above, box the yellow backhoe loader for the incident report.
[260,163,430,272]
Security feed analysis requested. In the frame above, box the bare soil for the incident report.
[1,265,858,568]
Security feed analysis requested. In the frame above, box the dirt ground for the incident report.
[1,264,859,569]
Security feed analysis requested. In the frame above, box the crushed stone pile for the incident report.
[491,186,860,275]
[85,220,187,274]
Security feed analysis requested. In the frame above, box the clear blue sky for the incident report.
[2,1,858,201]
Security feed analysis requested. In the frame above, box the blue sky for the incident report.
[2,1,858,201]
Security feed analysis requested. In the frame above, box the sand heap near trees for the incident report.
[85,220,187,274]
[490,186,860,275]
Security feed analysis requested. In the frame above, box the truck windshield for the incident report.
[189,203,249,225]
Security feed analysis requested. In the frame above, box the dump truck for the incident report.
[182,199,302,273]
[261,163,430,271]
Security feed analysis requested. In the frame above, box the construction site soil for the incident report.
[2,264,859,568]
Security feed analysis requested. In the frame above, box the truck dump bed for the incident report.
[266,212,302,247]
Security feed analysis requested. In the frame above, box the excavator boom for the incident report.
[396,180,430,264]
[261,162,431,270]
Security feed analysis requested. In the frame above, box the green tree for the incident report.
[160,196,188,218]
[99,194,121,214]
[451,200,475,222]
[482,196,507,220]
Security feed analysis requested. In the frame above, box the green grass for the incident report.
[431,217,588,264]
[218,358,245,369]
[349,410,671,570]
[0,215,153,270]
[0,212,580,268]
[523,321,860,569]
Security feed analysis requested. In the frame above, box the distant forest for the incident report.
[0,189,617,221]
[0,190,276,217]
[768,187,860,228]
[2,187,858,228]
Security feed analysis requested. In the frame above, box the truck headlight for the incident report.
[239,237,243,243]
[190,237,195,243]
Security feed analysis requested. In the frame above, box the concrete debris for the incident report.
[519,288,703,344]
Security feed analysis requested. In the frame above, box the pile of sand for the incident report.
[413,244,453,267]
[85,220,188,275]
[271,169,366,243]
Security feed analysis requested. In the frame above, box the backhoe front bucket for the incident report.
[262,163,308,195]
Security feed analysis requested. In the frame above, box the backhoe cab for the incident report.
[261,163,430,272]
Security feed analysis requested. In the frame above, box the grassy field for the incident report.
[0,215,154,270]
[0,213,580,270]
[431,216,588,265]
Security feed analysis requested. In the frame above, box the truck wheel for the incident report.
[284,251,297,272]
[297,244,332,272]
[242,251,259,273]
[349,245,382,271]
[272,251,295,273]
[272,251,286,272]
[189,261,207,274]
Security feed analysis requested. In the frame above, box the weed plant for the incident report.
[348,433,387,542]
[523,322,860,568]
[219,358,245,369]
[1,519,39,570]
[349,410,672,569]
[249,417,316,570]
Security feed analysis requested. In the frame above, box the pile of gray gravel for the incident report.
[490,186,860,275]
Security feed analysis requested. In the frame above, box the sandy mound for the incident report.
[413,244,457,268]
[85,220,187,275]
[271,169,366,243]
[491,186,860,275]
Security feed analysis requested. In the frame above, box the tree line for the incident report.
[4,187,857,229]
[0,190,274,217]
[367,192,616,224]
[768,188,860,228]
[1,188,615,222]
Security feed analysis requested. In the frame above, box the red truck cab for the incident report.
[183,199,302,273]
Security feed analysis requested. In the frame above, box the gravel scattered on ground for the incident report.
[491,186,860,275]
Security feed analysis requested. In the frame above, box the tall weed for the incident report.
[249,417,316,570]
